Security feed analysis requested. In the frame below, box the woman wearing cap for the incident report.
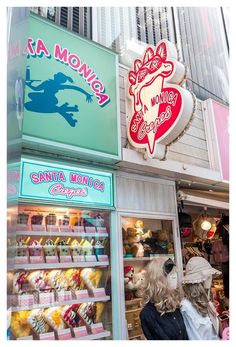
[181,256,221,339]
[139,257,188,340]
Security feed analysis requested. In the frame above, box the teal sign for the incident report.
[23,14,120,159]
[19,159,114,207]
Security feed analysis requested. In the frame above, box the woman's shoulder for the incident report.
[140,302,160,318]
[180,298,193,311]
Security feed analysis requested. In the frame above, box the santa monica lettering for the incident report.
[137,106,172,140]
[151,91,178,107]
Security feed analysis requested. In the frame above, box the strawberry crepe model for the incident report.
[13,271,28,294]
[61,304,83,328]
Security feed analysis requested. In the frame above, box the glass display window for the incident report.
[8,204,112,340]
[121,216,175,340]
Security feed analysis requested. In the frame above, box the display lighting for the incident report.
[201,219,212,231]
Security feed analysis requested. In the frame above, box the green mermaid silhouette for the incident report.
[25,71,93,127]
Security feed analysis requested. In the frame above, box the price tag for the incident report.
[96,227,107,234]
[32,224,46,232]
[85,226,96,233]
[73,226,85,233]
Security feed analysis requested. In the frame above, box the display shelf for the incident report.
[14,261,109,270]
[73,330,111,340]
[11,296,110,312]
[16,231,109,237]
[123,255,173,262]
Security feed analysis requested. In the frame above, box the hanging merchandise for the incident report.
[178,211,192,238]
[193,209,215,240]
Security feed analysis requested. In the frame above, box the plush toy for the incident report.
[142,229,173,255]
[133,269,146,298]
[123,221,152,257]
[156,229,174,254]
[124,265,143,300]
[134,220,152,240]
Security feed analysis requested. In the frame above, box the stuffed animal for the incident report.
[123,222,152,257]
[124,265,142,300]
[156,229,174,254]
[133,269,146,298]
[134,220,152,240]
[142,229,174,255]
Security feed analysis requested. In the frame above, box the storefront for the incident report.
[7,9,229,341]
[113,37,229,340]
[9,157,115,340]
[7,12,121,340]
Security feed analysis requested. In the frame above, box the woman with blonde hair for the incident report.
[181,256,221,339]
[139,257,188,340]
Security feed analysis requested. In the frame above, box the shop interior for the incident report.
[121,198,229,340]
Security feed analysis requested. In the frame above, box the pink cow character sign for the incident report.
[128,40,195,159]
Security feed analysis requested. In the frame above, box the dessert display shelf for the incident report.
[14,261,109,270]
[11,296,110,312]
[16,231,109,238]
[73,330,111,340]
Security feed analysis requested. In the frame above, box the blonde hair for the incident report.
[140,257,183,315]
[182,283,209,316]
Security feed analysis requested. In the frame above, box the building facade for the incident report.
[7,7,229,340]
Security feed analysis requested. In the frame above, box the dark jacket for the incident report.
[140,302,189,340]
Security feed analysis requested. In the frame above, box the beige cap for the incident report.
[182,256,221,284]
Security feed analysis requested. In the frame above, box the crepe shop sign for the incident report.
[128,39,195,159]
[19,160,113,206]
[25,38,109,107]
[30,171,105,199]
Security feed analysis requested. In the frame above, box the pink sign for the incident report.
[212,100,229,180]
[128,40,195,159]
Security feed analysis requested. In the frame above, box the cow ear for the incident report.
[143,47,154,64]
[134,59,142,73]
[128,71,136,85]
[156,42,167,60]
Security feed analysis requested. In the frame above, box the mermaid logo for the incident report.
[24,66,93,127]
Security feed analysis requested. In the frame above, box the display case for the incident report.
[122,216,175,340]
[8,204,112,340]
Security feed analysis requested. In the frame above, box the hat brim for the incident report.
[182,267,221,284]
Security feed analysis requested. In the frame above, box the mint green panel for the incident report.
[23,14,120,157]
[19,159,114,207]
